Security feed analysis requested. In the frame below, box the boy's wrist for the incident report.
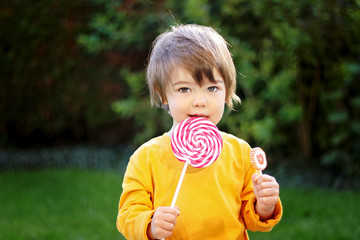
[255,201,276,221]
[146,221,156,240]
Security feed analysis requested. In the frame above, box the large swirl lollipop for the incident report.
[250,147,267,175]
[169,117,223,207]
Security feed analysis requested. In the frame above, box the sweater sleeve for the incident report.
[116,148,155,240]
[243,195,283,232]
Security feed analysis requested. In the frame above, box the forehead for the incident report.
[169,66,224,85]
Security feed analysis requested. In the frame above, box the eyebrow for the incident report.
[172,79,224,87]
[172,80,192,87]
[214,80,225,85]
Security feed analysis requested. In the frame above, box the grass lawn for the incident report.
[1,169,359,240]
[0,169,126,240]
[248,188,360,240]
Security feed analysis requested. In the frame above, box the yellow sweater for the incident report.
[117,132,282,240]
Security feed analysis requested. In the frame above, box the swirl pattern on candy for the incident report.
[171,117,223,168]
[250,147,267,174]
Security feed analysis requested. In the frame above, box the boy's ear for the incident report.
[156,89,167,105]
[156,91,169,112]
[154,88,161,101]
[158,96,168,106]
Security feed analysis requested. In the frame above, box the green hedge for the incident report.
[1,0,359,182]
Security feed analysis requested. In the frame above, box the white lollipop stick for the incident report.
[170,161,189,207]
[161,162,188,240]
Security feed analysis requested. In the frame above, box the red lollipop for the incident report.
[169,117,223,207]
[250,147,267,175]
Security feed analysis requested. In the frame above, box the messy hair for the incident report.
[146,24,240,110]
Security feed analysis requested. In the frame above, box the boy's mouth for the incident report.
[189,114,208,119]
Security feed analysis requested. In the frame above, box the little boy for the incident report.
[117,24,282,240]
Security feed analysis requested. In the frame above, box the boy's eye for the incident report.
[208,86,218,92]
[179,87,190,93]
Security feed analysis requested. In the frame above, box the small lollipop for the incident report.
[250,147,267,175]
[169,117,223,207]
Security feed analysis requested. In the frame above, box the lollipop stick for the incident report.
[161,162,189,240]
[170,161,189,208]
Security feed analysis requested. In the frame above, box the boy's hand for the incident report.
[147,206,180,239]
[252,174,279,220]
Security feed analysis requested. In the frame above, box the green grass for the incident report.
[1,169,359,240]
[0,169,126,240]
[248,188,360,240]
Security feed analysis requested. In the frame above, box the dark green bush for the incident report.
[1,0,359,183]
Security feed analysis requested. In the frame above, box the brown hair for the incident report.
[146,24,240,110]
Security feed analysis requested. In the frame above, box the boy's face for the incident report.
[164,67,226,128]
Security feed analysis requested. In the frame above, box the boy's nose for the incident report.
[193,95,207,108]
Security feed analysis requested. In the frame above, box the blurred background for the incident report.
[1,0,360,239]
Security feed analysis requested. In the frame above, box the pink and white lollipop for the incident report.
[250,147,267,175]
[169,117,223,207]
[171,117,223,168]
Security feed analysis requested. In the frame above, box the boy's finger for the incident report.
[163,212,178,224]
[252,173,260,184]
[159,206,179,214]
[161,221,176,232]
[257,181,279,190]
[259,174,276,182]
[174,206,181,216]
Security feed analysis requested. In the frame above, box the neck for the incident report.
[166,120,178,137]
[166,125,175,137]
